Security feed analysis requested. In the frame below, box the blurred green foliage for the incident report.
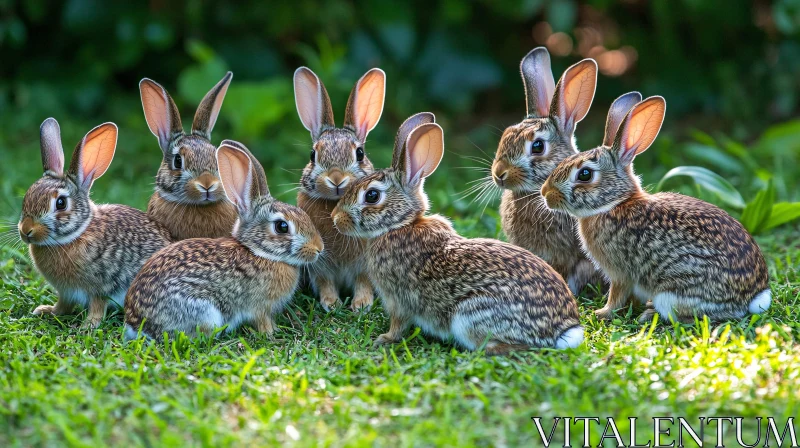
[1,0,799,230]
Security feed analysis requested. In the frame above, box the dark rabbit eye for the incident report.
[275,220,290,234]
[173,154,183,170]
[577,167,593,182]
[55,196,67,211]
[310,150,316,163]
[364,189,380,204]
[529,139,545,154]
[356,147,365,162]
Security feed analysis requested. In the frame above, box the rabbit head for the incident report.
[19,118,117,246]
[541,94,665,218]
[216,141,324,266]
[140,72,232,205]
[294,67,385,200]
[492,48,597,192]
[332,113,441,239]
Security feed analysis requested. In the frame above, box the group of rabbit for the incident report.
[17,46,771,355]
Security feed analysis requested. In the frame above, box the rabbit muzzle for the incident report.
[18,217,48,245]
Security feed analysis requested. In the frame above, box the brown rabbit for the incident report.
[125,140,324,339]
[20,118,171,328]
[541,96,771,323]
[140,72,238,240]
[293,67,385,311]
[491,47,603,294]
[332,114,583,354]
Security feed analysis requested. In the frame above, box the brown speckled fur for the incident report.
[542,97,771,322]
[293,68,385,310]
[21,119,171,327]
[141,74,238,240]
[332,118,582,352]
[124,141,323,339]
[492,49,602,293]
[125,238,300,338]
[147,190,238,240]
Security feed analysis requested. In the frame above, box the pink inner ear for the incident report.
[294,69,323,135]
[353,70,385,140]
[140,81,172,144]
[78,124,117,188]
[405,124,444,182]
[217,146,252,209]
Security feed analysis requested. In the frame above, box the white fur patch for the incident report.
[124,324,142,341]
[450,313,476,351]
[566,275,579,295]
[59,288,90,308]
[652,292,680,320]
[414,315,453,343]
[748,289,771,314]
[555,326,584,349]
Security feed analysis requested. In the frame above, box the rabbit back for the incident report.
[579,192,770,319]
[125,237,300,338]
[367,215,581,349]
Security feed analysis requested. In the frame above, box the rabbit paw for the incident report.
[80,317,102,329]
[320,294,341,312]
[350,294,373,312]
[594,307,614,321]
[373,333,399,347]
[32,304,56,316]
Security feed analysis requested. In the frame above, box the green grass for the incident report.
[1,115,799,446]
[1,216,799,446]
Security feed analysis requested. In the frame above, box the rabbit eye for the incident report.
[310,150,316,163]
[275,220,290,234]
[356,147,365,162]
[173,154,183,170]
[526,139,545,155]
[577,167,593,182]
[364,189,380,204]
[55,196,67,211]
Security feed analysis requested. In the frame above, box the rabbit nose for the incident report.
[492,161,509,186]
[325,174,349,194]
[195,173,219,197]
[19,218,34,243]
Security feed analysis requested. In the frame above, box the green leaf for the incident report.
[763,202,800,232]
[740,179,776,235]
[657,166,745,209]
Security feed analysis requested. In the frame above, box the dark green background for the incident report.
[2,0,799,221]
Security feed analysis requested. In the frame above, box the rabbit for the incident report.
[293,67,386,311]
[331,113,583,354]
[19,118,172,328]
[124,140,324,339]
[541,95,771,323]
[140,71,238,241]
[491,47,604,295]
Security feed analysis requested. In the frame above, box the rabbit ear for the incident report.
[219,139,269,198]
[217,144,255,213]
[402,123,444,186]
[613,96,666,166]
[40,118,65,176]
[140,78,184,153]
[68,123,118,190]
[603,91,642,147]
[294,67,335,141]
[192,71,233,139]
[520,47,555,118]
[343,68,386,141]
[550,59,597,135]
[391,112,435,172]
